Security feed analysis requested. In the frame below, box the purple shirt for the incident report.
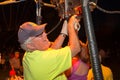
[67,60,87,80]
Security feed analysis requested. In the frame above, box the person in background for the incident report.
[9,51,22,76]
[65,40,90,80]
[87,49,113,80]
[7,69,23,80]
[18,15,81,80]
[0,53,6,70]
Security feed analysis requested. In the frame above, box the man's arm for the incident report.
[50,15,81,57]
[68,15,81,57]
[50,20,68,49]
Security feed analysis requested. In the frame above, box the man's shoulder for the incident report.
[101,65,112,71]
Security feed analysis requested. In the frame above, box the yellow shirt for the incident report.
[87,64,113,80]
[23,46,71,80]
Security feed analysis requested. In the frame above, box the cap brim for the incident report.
[34,23,47,36]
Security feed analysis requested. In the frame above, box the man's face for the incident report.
[31,32,51,50]
[15,52,19,58]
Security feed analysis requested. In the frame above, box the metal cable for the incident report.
[89,2,120,14]
[47,18,62,35]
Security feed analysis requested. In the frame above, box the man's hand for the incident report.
[61,20,68,35]
[74,22,81,31]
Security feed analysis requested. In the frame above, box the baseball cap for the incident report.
[18,22,46,44]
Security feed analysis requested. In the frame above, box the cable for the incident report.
[89,2,120,14]
[47,18,62,35]
[96,5,120,14]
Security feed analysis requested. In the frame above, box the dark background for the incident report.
[0,0,120,51]
[0,0,120,79]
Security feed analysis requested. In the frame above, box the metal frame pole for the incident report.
[81,0,103,80]
[36,0,42,24]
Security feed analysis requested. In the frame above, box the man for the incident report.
[9,51,22,76]
[18,15,81,80]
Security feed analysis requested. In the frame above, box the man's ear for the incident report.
[26,43,35,50]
